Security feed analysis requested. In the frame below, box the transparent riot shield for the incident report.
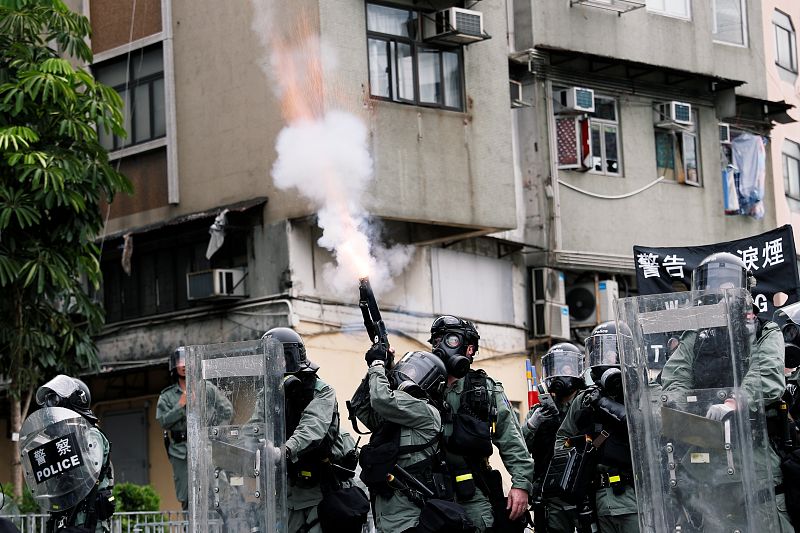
[187,338,286,533]
[617,289,779,532]
[20,406,104,512]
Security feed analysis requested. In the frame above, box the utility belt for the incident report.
[594,471,633,490]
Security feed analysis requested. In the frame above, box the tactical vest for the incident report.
[575,388,632,472]
[692,316,763,390]
[445,369,496,459]
[285,374,337,487]
[529,405,566,480]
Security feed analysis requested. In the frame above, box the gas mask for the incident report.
[784,322,800,369]
[546,376,580,401]
[433,331,471,378]
[283,374,302,398]
[598,367,623,402]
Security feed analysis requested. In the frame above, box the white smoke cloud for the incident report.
[251,5,414,295]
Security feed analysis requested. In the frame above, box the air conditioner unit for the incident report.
[719,123,731,144]
[556,87,595,114]
[510,80,525,108]
[656,101,692,125]
[531,268,566,305]
[566,279,619,328]
[533,302,571,340]
[423,7,487,45]
[187,268,247,301]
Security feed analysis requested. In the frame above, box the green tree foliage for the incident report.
[0,0,132,497]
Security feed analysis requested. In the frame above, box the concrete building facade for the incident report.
[1,0,793,513]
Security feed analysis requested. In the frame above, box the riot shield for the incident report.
[617,289,779,532]
[187,338,286,533]
[20,406,104,512]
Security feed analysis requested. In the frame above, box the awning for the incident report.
[100,197,268,242]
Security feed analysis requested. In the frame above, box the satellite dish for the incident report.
[567,283,596,323]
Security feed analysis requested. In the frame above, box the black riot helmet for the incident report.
[262,327,319,374]
[691,252,754,293]
[542,342,584,397]
[35,375,97,424]
[169,346,186,380]
[428,315,480,379]
[390,351,448,401]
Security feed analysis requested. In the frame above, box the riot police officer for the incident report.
[555,322,639,533]
[524,343,585,532]
[260,327,357,533]
[661,252,793,532]
[156,347,232,511]
[21,375,115,533]
[358,346,464,533]
[428,315,533,532]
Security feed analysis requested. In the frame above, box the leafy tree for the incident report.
[0,0,132,498]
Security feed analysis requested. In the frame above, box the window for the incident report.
[775,10,797,73]
[588,96,621,176]
[366,3,464,110]
[654,110,701,186]
[713,0,746,46]
[94,45,166,151]
[646,0,691,19]
[784,140,800,201]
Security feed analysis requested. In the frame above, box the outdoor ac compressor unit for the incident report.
[187,268,247,301]
[566,279,619,328]
[531,268,569,339]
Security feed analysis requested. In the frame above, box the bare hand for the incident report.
[506,487,529,521]
[178,392,187,407]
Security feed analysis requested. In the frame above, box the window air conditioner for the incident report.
[566,279,619,328]
[657,101,692,125]
[556,87,595,114]
[424,7,487,45]
[719,123,731,144]
[510,80,524,108]
[187,268,247,301]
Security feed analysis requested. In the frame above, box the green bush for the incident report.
[112,483,160,512]
[0,483,40,514]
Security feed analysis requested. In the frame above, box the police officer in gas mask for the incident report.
[524,343,585,532]
[428,315,533,532]
[358,347,472,533]
[258,327,360,533]
[20,375,115,533]
[554,322,639,533]
[661,252,793,532]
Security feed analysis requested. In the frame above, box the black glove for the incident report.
[582,386,602,408]
[365,343,388,366]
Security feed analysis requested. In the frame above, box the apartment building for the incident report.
[508,0,790,346]
[0,0,534,508]
[764,1,800,254]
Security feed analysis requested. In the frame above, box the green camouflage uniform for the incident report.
[356,364,442,533]
[556,390,639,533]
[156,382,233,509]
[443,374,534,532]
[285,377,340,533]
[661,321,793,533]
[523,400,577,533]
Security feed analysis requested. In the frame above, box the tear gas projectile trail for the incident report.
[251,6,412,294]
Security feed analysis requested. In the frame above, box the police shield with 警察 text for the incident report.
[428,315,533,532]
[523,342,586,532]
[620,252,794,532]
[20,375,115,533]
[550,322,640,533]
